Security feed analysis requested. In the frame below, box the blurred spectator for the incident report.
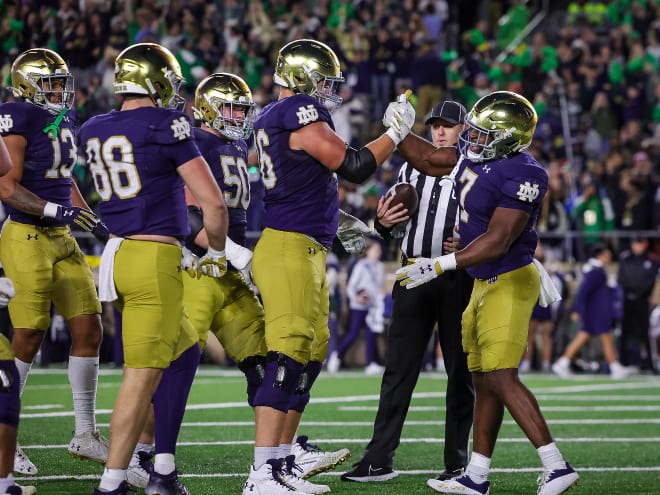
[570,173,615,260]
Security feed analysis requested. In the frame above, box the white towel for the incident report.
[533,258,562,308]
[98,237,124,302]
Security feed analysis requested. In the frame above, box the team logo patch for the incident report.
[0,114,14,133]
[170,116,191,140]
[516,181,540,203]
[296,104,319,125]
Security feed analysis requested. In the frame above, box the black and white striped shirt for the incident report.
[397,157,462,259]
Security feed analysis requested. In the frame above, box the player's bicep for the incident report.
[291,121,347,170]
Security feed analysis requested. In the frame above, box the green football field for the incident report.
[15,367,660,495]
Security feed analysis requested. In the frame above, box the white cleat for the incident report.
[551,358,572,379]
[610,362,638,379]
[127,448,151,488]
[292,435,351,479]
[67,429,109,464]
[282,455,331,494]
[14,445,37,475]
[537,463,579,495]
[242,459,310,495]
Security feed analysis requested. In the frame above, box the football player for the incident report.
[242,39,407,495]
[0,48,109,475]
[388,91,579,495]
[78,42,228,495]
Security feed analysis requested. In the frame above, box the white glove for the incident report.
[383,93,415,146]
[197,247,227,279]
[395,254,457,289]
[0,277,15,308]
[180,247,199,278]
[337,209,372,254]
[226,237,255,287]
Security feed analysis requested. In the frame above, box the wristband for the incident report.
[385,127,401,147]
[206,247,226,258]
[42,202,60,219]
[437,253,457,272]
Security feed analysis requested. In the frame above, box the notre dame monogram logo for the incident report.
[170,116,191,140]
[296,105,319,126]
[516,181,540,203]
[0,114,14,133]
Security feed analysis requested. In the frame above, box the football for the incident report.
[385,182,419,215]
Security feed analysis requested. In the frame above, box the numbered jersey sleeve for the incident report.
[78,107,201,239]
[457,152,548,279]
[0,101,76,226]
[193,128,249,246]
[252,94,340,248]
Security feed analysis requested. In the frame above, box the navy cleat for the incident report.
[537,463,579,495]
[93,481,135,495]
[434,467,466,481]
[426,473,490,494]
[145,469,190,495]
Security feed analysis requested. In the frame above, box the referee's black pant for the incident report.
[361,269,475,470]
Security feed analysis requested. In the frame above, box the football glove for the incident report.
[180,247,199,278]
[395,257,443,289]
[196,247,227,279]
[226,238,254,287]
[0,277,15,308]
[383,91,415,146]
[337,209,373,254]
[43,202,105,233]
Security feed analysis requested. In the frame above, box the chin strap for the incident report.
[42,108,67,138]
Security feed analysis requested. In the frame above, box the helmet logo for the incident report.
[296,104,319,125]
[516,181,540,203]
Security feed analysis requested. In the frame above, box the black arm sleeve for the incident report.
[335,146,377,183]
[186,205,204,247]
[374,217,393,240]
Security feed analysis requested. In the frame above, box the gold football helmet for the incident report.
[459,91,537,162]
[114,42,185,109]
[10,48,74,115]
[192,73,256,141]
[273,38,344,113]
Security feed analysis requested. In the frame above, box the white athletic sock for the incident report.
[0,473,15,493]
[99,467,126,491]
[154,453,176,475]
[538,442,567,471]
[254,446,279,469]
[15,358,32,396]
[68,356,99,435]
[279,443,292,459]
[465,452,491,483]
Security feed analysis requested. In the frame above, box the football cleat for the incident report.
[93,481,135,495]
[241,458,307,495]
[126,449,151,488]
[292,435,351,479]
[340,460,399,482]
[14,445,37,475]
[3,485,36,495]
[435,467,466,481]
[426,474,490,494]
[145,469,190,495]
[282,455,330,494]
[536,463,579,495]
[551,358,572,379]
[67,430,109,463]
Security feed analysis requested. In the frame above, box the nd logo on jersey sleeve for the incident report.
[295,104,320,126]
[170,116,191,140]
[515,181,541,203]
[0,114,14,133]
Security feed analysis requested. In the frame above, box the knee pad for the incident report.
[238,355,266,407]
[252,352,304,413]
[0,361,20,427]
[288,361,323,413]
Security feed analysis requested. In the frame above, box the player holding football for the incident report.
[385,91,579,495]
[242,38,408,494]
[0,48,109,475]
[78,42,228,495]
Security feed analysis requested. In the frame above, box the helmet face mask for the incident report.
[273,39,344,113]
[114,42,185,109]
[10,49,75,115]
[458,91,537,162]
[193,73,256,140]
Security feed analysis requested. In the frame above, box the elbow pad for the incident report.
[335,146,377,183]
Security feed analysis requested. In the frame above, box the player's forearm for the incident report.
[398,133,457,177]
[201,203,228,251]
[0,181,47,216]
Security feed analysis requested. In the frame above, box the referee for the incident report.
[342,101,475,482]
